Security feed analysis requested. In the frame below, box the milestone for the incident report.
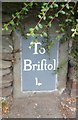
[23,42,57,71]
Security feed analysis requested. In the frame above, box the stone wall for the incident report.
[0,2,2,98]
[1,15,14,98]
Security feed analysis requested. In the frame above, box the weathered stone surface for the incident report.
[2,79,13,85]
[2,36,13,53]
[2,86,13,97]
[0,53,2,59]
[2,73,13,81]
[0,37,2,51]
[58,41,68,92]
[2,25,12,36]
[2,52,12,60]
[2,77,13,88]
[0,81,12,89]
[0,72,13,88]
[2,82,12,88]
[2,14,11,35]
[0,60,2,69]
[0,76,2,88]
[2,68,11,76]
[0,61,11,69]
[2,14,11,23]
[2,3,23,14]
[0,71,13,93]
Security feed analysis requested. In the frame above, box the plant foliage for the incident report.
[2,2,78,76]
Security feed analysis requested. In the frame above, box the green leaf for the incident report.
[48,22,52,27]
[65,19,69,22]
[61,27,64,32]
[55,13,58,17]
[66,4,70,9]
[22,7,28,12]
[38,15,42,19]
[41,8,46,12]
[60,10,66,14]
[16,12,20,19]
[53,3,58,8]
[56,30,60,33]
[43,32,47,37]
[35,26,39,31]
[71,29,75,32]
[76,19,78,22]
[59,24,63,27]
[16,22,19,26]
[76,29,78,32]
[65,19,72,22]
[50,4,53,8]
[71,11,74,15]
[38,24,43,29]
[72,33,75,37]
[43,16,46,20]
[60,4,65,7]
[48,45,51,49]
[40,34,43,37]
[12,14,15,18]
[43,3,48,6]
[29,28,34,32]
[4,24,8,31]
[10,20,14,26]
[48,16,53,19]
[27,33,30,36]
[31,32,35,37]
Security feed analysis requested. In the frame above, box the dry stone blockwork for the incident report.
[1,17,14,98]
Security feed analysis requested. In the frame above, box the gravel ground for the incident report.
[2,90,76,119]
[3,91,63,118]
